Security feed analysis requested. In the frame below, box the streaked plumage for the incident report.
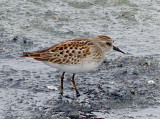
[20,35,125,96]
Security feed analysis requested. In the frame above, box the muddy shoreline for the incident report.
[1,0,160,118]
[0,47,160,118]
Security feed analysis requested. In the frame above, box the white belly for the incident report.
[43,62,101,73]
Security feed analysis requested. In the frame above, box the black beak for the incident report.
[113,46,125,54]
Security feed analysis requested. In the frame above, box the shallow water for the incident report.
[0,0,160,119]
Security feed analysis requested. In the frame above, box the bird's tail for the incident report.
[19,52,30,58]
[19,52,42,58]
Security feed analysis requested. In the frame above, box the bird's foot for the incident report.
[76,91,80,97]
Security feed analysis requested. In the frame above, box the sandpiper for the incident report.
[20,35,125,97]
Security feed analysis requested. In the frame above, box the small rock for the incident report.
[82,106,92,113]
[22,37,33,44]
[130,91,136,95]
[23,39,27,43]
[133,71,139,75]
[117,64,123,67]
[7,78,13,82]
[147,61,151,66]
[46,85,58,90]
[148,80,155,84]
[68,111,79,119]
[12,36,18,41]
[35,75,40,78]
[122,70,127,75]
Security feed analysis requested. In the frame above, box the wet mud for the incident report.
[0,37,160,118]
[1,0,160,119]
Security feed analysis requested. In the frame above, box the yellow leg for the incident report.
[72,74,80,97]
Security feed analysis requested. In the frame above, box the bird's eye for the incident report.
[106,42,111,46]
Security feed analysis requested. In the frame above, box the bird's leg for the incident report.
[60,72,65,96]
[71,73,80,97]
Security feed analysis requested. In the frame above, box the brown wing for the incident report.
[20,38,94,64]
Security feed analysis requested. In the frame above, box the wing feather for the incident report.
[20,38,94,64]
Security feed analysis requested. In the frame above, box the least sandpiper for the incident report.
[20,35,125,97]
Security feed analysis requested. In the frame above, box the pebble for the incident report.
[148,80,155,84]
[68,111,79,119]
[12,36,18,41]
[46,85,58,90]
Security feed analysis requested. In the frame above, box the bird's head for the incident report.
[93,35,125,54]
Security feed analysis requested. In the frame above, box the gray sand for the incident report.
[0,0,160,119]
